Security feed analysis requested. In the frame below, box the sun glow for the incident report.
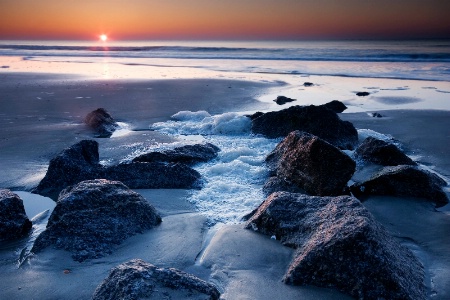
[99,34,107,42]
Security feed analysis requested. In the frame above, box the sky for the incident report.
[0,0,449,40]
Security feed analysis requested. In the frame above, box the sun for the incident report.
[100,34,108,42]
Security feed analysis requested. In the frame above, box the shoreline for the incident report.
[1,71,449,299]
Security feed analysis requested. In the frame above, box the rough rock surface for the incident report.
[251,105,358,150]
[320,100,347,113]
[266,131,355,196]
[33,140,202,199]
[350,165,449,206]
[133,143,220,165]
[0,189,32,241]
[31,180,161,261]
[92,259,220,300]
[262,176,306,196]
[245,192,426,300]
[273,96,296,105]
[355,137,416,166]
[84,108,118,138]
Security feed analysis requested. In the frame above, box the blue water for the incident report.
[1,40,450,81]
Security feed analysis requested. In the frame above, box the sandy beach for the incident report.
[1,68,449,299]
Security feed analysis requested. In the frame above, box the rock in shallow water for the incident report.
[132,143,220,165]
[92,259,220,300]
[31,179,161,261]
[355,136,416,166]
[251,104,358,150]
[33,140,202,199]
[84,108,118,138]
[266,131,355,196]
[0,189,32,241]
[350,165,449,206]
[245,192,426,300]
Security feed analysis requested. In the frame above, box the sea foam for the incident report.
[151,111,278,224]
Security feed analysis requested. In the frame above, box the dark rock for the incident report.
[350,165,449,206]
[303,82,314,87]
[251,105,358,150]
[319,100,347,113]
[92,259,220,300]
[246,111,264,120]
[0,189,32,241]
[274,95,296,105]
[133,143,220,165]
[84,108,118,138]
[266,131,355,196]
[104,162,202,189]
[245,192,426,300]
[262,176,306,196]
[33,140,202,200]
[33,140,101,199]
[370,112,383,118]
[355,137,416,166]
[356,91,370,97]
[31,180,162,261]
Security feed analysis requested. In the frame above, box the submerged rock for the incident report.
[245,192,426,300]
[92,259,220,300]
[356,91,370,97]
[320,100,347,113]
[273,95,296,105]
[133,143,220,165]
[350,165,449,206]
[32,180,161,262]
[33,140,202,199]
[0,189,32,241]
[266,131,355,196]
[355,137,416,166]
[303,82,314,87]
[84,108,118,138]
[251,105,358,150]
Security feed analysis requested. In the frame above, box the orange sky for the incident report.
[1,0,449,40]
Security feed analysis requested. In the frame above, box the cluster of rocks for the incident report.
[244,100,448,298]
[0,189,32,241]
[32,140,220,199]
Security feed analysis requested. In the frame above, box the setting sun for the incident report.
[100,34,107,42]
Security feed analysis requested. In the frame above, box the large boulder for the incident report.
[0,189,32,241]
[33,140,202,199]
[355,137,416,166]
[350,165,449,206]
[251,105,358,150]
[262,176,306,196]
[92,259,220,300]
[133,143,220,165]
[266,131,355,196]
[245,192,426,300]
[31,180,161,261]
[84,108,118,138]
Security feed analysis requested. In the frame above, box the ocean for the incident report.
[1,39,450,81]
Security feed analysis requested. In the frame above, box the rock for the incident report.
[104,162,202,189]
[274,96,296,105]
[369,112,383,118]
[303,82,314,87]
[355,137,416,166]
[33,140,202,200]
[266,131,355,196]
[350,165,449,206]
[246,111,264,120]
[33,140,101,199]
[319,100,347,113]
[0,189,32,241]
[245,192,426,300]
[356,91,370,97]
[133,143,220,165]
[84,108,118,138]
[31,180,161,261]
[251,105,358,150]
[92,259,220,300]
[262,176,306,196]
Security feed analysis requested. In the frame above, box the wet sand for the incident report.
[1,72,449,299]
